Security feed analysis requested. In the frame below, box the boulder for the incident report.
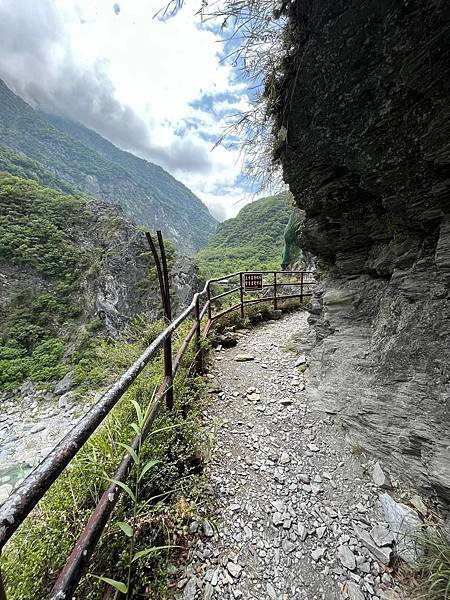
[379,493,424,565]
[353,524,392,565]
[311,547,326,561]
[203,519,214,537]
[235,354,255,362]
[380,591,402,600]
[183,577,197,600]
[370,524,395,547]
[268,309,282,320]
[54,371,73,396]
[338,545,356,570]
[215,332,238,348]
[58,391,74,408]
[373,462,393,489]
[295,354,307,366]
[344,581,365,600]
[0,483,13,504]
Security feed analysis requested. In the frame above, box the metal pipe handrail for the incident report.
[0,280,209,549]
[0,264,316,599]
[209,285,240,302]
[210,291,314,322]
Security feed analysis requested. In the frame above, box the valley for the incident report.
[0,79,217,255]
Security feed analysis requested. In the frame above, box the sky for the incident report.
[0,0,259,220]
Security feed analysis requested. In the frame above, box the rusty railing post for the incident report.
[156,231,174,411]
[300,271,304,303]
[194,295,203,373]
[206,281,212,323]
[145,231,174,411]
[273,271,277,310]
[239,273,245,319]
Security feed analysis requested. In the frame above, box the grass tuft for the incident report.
[2,319,208,599]
[415,527,450,599]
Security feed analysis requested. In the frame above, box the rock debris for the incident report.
[173,312,413,599]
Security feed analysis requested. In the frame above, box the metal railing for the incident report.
[205,270,316,327]
[0,235,315,599]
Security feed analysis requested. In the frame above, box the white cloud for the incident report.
[202,189,255,221]
[0,0,254,219]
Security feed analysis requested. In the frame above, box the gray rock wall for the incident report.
[276,0,449,501]
[79,202,200,337]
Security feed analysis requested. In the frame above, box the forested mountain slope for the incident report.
[0,79,216,254]
[0,173,197,393]
[0,145,77,195]
[196,194,300,277]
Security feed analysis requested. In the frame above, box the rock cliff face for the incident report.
[77,201,201,337]
[276,1,449,502]
[0,195,200,341]
[0,174,201,398]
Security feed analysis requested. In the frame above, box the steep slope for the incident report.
[0,79,216,254]
[0,173,199,393]
[274,1,449,501]
[196,194,299,277]
[0,145,77,195]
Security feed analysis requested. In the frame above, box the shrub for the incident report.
[0,356,30,390]
[416,528,450,599]
[28,339,67,382]
[2,322,205,599]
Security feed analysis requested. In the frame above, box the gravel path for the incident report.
[175,311,406,600]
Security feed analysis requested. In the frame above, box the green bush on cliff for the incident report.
[0,173,86,278]
[0,346,29,389]
[0,338,67,390]
[0,173,88,390]
[27,339,67,382]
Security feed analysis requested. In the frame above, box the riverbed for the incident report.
[0,383,91,504]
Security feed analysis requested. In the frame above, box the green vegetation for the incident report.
[196,193,294,278]
[0,145,78,194]
[0,174,87,277]
[0,172,179,394]
[2,320,208,599]
[0,172,165,394]
[0,78,216,254]
[0,174,91,390]
[416,528,450,599]
[0,171,211,597]
[282,209,305,266]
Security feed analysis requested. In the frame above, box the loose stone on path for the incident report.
[174,312,409,600]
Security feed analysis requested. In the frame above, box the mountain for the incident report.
[0,79,216,255]
[196,194,299,278]
[0,145,78,195]
[0,172,200,393]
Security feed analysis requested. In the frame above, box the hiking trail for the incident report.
[175,311,406,600]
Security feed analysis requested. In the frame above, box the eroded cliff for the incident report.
[0,174,200,394]
[275,0,449,502]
